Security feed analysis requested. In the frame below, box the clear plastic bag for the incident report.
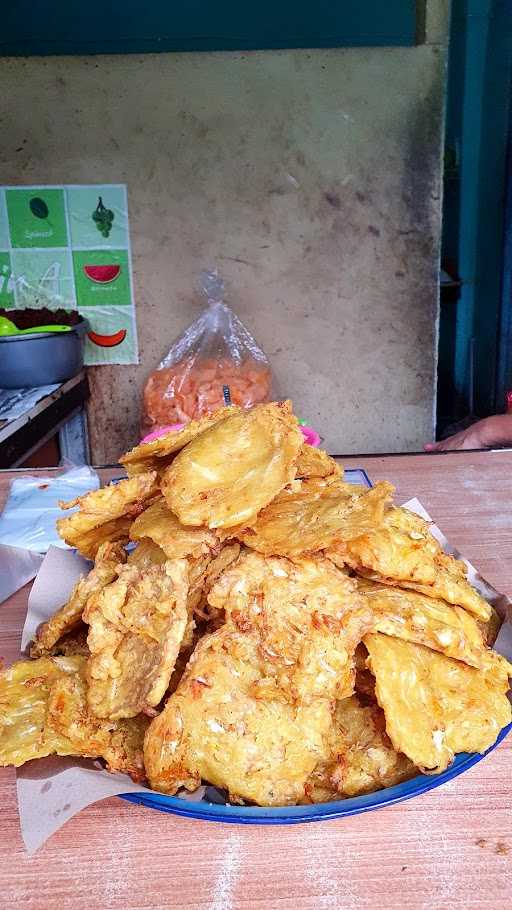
[0,465,99,553]
[141,270,272,432]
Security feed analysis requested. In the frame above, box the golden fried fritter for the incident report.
[294,445,342,480]
[31,542,126,657]
[5,399,510,807]
[127,538,168,569]
[328,506,491,621]
[144,626,334,805]
[234,480,393,557]
[0,656,81,766]
[57,473,159,558]
[357,578,511,677]
[204,542,241,586]
[0,656,147,777]
[144,549,379,804]
[187,542,242,623]
[130,497,219,559]
[83,561,189,719]
[161,401,303,528]
[43,624,90,658]
[47,667,148,779]
[365,634,512,773]
[120,407,240,476]
[303,695,415,802]
[208,550,373,702]
[128,533,239,630]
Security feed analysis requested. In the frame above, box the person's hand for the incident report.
[423,423,485,452]
[424,415,512,451]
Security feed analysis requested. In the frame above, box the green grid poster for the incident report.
[0,184,138,365]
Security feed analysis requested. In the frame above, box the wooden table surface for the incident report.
[1,451,511,909]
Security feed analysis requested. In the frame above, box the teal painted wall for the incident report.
[443,0,512,418]
[2,1,418,55]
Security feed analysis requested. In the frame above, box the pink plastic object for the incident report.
[141,424,185,445]
[300,426,321,447]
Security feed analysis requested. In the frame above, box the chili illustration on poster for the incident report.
[0,184,138,365]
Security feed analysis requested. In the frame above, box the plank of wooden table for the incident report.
[0,453,511,910]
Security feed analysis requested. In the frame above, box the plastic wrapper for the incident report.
[141,270,272,432]
[0,465,99,553]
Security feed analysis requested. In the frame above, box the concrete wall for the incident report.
[1,5,448,462]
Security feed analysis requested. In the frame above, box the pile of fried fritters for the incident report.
[1,402,511,807]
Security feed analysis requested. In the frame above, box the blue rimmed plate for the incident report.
[120,723,511,823]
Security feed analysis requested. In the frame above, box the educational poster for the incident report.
[0,185,138,365]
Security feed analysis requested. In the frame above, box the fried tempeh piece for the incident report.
[365,633,512,773]
[120,407,239,476]
[31,542,126,657]
[47,666,148,780]
[43,624,90,658]
[83,561,189,719]
[130,497,219,559]
[328,506,491,621]
[294,444,342,480]
[208,550,373,702]
[145,551,376,804]
[127,538,168,570]
[144,626,334,805]
[57,472,159,559]
[233,480,393,557]
[0,656,147,777]
[161,401,303,529]
[303,695,415,802]
[186,542,242,622]
[357,578,512,678]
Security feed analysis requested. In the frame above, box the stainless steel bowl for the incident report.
[0,318,89,388]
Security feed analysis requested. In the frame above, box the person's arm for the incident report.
[424,414,512,451]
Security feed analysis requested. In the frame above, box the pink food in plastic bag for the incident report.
[142,271,272,432]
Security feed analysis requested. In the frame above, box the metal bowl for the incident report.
[0,318,89,388]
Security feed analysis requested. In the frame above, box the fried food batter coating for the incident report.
[161,401,303,529]
[127,538,168,569]
[365,634,512,773]
[357,579,511,677]
[31,542,126,657]
[43,624,90,658]
[294,445,342,480]
[234,480,393,557]
[144,627,334,805]
[57,473,159,558]
[303,695,415,802]
[144,551,378,804]
[0,656,81,766]
[208,550,373,701]
[328,506,491,621]
[83,561,189,719]
[47,665,148,779]
[120,407,239,476]
[0,656,147,777]
[187,542,242,623]
[130,497,219,559]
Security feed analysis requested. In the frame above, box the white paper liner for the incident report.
[7,500,512,853]
[21,546,91,651]
[0,544,43,606]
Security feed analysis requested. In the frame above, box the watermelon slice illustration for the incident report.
[88,328,127,348]
[83,264,121,284]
